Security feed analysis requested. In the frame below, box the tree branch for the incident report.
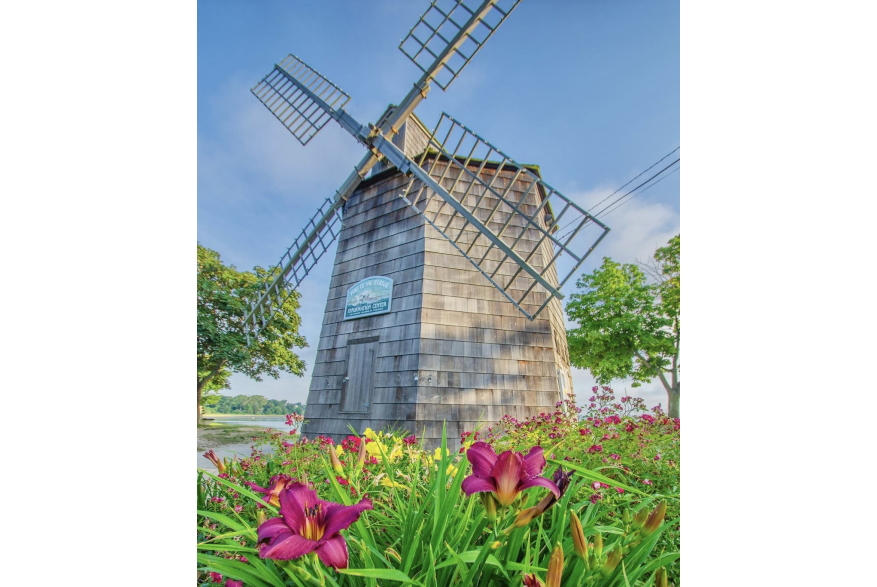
[634,351,673,394]
[198,360,226,391]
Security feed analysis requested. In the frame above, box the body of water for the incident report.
[202,415,288,427]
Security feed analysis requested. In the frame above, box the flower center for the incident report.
[302,504,325,541]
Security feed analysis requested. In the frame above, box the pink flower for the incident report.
[609,453,620,461]
[588,445,603,453]
[209,571,222,583]
[257,483,372,569]
[246,474,294,508]
[642,479,653,485]
[615,487,624,494]
[654,454,661,461]
[226,580,243,587]
[589,493,602,504]
[461,442,560,507]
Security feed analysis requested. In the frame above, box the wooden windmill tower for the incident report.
[244,0,610,447]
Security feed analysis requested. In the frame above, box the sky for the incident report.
[197,0,680,410]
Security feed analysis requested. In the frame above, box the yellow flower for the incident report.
[366,441,383,458]
[380,477,407,489]
[335,445,345,458]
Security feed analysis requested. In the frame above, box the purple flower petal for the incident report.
[257,517,291,543]
[466,442,497,478]
[461,475,497,496]
[278,483,314,532]
[491,451,524,506]
[518,475,561,499]
[521,446,547,479]
[321,498,373,537]
[245,481,268,493]
[315,535,349,569]
[259,532,317,561]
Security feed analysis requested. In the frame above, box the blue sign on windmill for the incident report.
[343,276,393,320]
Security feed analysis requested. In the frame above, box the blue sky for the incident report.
[198,0,680,409]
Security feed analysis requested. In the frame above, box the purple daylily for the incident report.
[245,474,294,508]
[461,442,560,507]
[257,482,372,569]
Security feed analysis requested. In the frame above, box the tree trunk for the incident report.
[197,376,203,425]
[667,382,680,418]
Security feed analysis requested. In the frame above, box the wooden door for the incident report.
[341,339,377,413]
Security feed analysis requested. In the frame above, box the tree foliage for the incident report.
[202,394,305,415]
[197,244,308,422]
[566,235,681,417]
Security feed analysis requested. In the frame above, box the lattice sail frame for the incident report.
[246,197,344,341]
[243,0,612,339]
[400,0,522,90]
[251,55,351,146]
[401,113,610,320]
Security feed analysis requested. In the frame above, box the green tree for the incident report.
[566,235,680,417]
[286,401,305,415]
[198,364,232,411]
[197,244,308,424]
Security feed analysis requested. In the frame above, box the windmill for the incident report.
[244,0,611,446]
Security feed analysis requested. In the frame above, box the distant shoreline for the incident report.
[201,414,293,418]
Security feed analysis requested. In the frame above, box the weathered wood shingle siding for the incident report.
[302,127,573,449]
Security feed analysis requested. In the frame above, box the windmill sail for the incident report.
[400,0,522,90]
[245,197,344,342]
[399,114,610,320]
[251,55,351,146]
[242,0,585,340]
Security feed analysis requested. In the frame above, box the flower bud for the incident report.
[356,438,368,473]
[570,511,587,561]
[632,506,649,529]
[594,531,603,559]
[329,445,345,477]
[505,505,540,533]
[642,500,667,536]
[523,573,545,587]
[587,551,598,571]
[600,545,623,577]
[203,450,226,474]
[655,567,668,587]
[546,543,564,587]
[622,508,631,525]
[490,541,503,550]
[256,510,267,526]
